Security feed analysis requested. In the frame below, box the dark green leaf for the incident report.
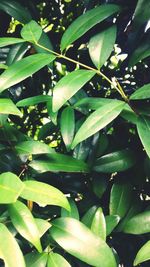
[134,241,150,266]
[92,176,108,199]
[0,223,25,267]
[0,172,24,203]
[61,4,121,51]
[0,53,56,93]
[74,97,113,111]
[89,25,116,69]
[94,149,136,173]
[21,20,42,43]
[6,42,29,65]
[130,83,150,100]
[52,70,95,112]
[137,116,150,158]
[0,37,25,48]
[20,180,70,211]
[9,201,42,252]
[105,215,120,236]
[61,107,75,151]
[81,206,98,228]
[50,218,117,267]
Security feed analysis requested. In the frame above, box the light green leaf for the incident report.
[71,101,125,149]
[20,180,70,211]
[15,140,54,155]
[25,252,48,267]
[29,153,89,173]
[130,83,150,100]
[91,207,106,241]
[134,240,150,266]
[35,218,51,238]
[137,116,150,158]
[93,149,136,173]
[47,98,58,125]
[123,211,150,234]
[0,53,56,93]
[0,37,25,48]
[17,95,51,107]
[52,70,95,112]
[61,198,79,220]
[0,223,25,267]
[48,253,71,267]
[105,215,120,236]
[8,201,42,252]
[50,218,117,267]
[61,4,121,51]
[89,25,116,69]
[0,172,24,204]
[81,206,98,228]
[0,0,32,23]
[109,183,133,218]
[61,107,75,151]
[0,98,22,117]
[21,20,42,43]
[0,63,8,70]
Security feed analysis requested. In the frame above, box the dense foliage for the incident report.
[0,0,150,266]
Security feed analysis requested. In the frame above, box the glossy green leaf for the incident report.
[61,198,79,220]
[61,4,121,51]
[47,98,58,125]
[6,42,29,66]
[105,215,120,236]
[81,206,98,228]
[109,183,132,218]
[0,0,32,23]
[34,31,53,54]
[21,20,42,43]
[50,218,117,267]
[91,207,106,240]
[35,218,51,238]
[89,25,116,69]
[17,95,51,107]
[92,176,108,199]
[29,153,89,173]
[25,252,48,267]
[20,180,70,211]
[0,223,25,267]
[8,201,42,252]
[61,107,75,151]
[15,140,54,154]
[129,36,150,67]
[0,53,56,93]
[0,37,25,48]
[137,116,150,158]
[94,149,136,173]
[0,63,8,70]
[130,83,150,100]
[0,172,24,203]
[134,240,150,266]
[133,0,150,28]
[52,70,95,112]
[120,104,137,124]
[123,211,150,234]
[48,253,71,267]
[74,97,113,113]
[0,98,22,116]
[72,101,125,149]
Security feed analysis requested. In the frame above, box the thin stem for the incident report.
[35,42,129,102]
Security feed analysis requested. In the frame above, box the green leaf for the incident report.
[71,101,125,149]
[47,98,58,125]
[20,180,70,211]
[132,0,150,28]
[8,200,42,252]
[29,153,89,173]
[89,25,116,69]
[52,70,95,112]
[35,218,51,238]
[0,223,25,267]
[134,240,150,266]
[6,42,29,65]
[74,97,114,111]
[0,37,25,48]
[25,252,48,267]
[48,253,71,267]
[105,215,120,236]
[0,172,24,204]
[91,207,106,240]
[61,4,121,51]
[109,183,133,218]
[0,0,32,23]
[50,218,117,267]
[0,63,8,70]
[130,83,150,100]
[61,107,75,151]
[93,149,136,173]
[123,211,150,234]
[0,53,56,93]
[15,140,54,154]
[34,31,53,54]
[0,98,22,117]
[21,20,42,43]
[137,116,150,158]
[120,104,137,124]
[81,206,98,228]
[61,198,79,220]
[129,36,150,67]
[92,176,108,199]
[17,95,51,107]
